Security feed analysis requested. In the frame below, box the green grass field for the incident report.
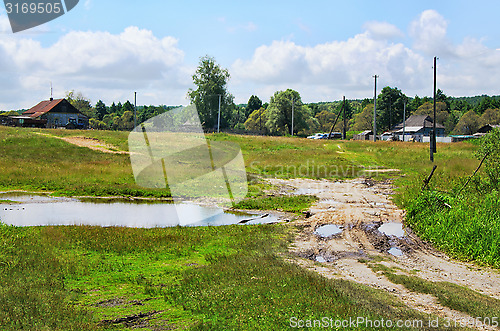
[0,126,496,330]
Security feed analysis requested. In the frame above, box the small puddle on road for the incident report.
[0,193,278,228]
[315,256,327,263]
[314,224,343,237]
[388,247,403,257]
[293,188,326,195]
[378,222,405,238]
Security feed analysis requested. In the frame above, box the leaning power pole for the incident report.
[430,57,437,162]
[373,75,378,142]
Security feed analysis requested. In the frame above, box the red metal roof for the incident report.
[22,98,65,118]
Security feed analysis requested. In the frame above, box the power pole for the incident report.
[134,92,137,129]
[373,75,378,142]
[217,94,221,133]
[431,56,437,162]
[291,97,295,136]
[402,102,406,142]
[342,96,346,140]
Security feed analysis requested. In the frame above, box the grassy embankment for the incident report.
[0,126,497,329]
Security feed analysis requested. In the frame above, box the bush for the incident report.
[476,128,500,189]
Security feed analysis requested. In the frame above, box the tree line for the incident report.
[3,55,500,135]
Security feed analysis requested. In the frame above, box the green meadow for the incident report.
[0,125,498,330]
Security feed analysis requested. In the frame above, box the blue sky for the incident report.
[1,0,500,109]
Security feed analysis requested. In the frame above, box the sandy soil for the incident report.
[35,132,128,154]
[269,178,500,330]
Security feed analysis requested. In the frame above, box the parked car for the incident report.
[307,133,326,139]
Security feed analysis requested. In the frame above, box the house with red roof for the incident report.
[12,98,88,129]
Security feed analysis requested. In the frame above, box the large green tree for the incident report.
[246,95,263,117]
[352,104,374,131]
[376,87,408,132]
[453,110,481,135]
[244,107,268,133]
[265,89,310,135]
[187,55,235,131]
[95,100,107,121]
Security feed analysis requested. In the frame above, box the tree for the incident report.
[66,90,95,118]
[414,102,449,126]
[244,107,268,133]
[453,110,481,135]
[265,89,310,135]
[479,108,500,126]
[376,87,408,132]
[95,100,107,121]
[352,104,374,131]
[188,55,235,131]
[315,110,336,132]
[475,96,499,114]
[246,95,262,117]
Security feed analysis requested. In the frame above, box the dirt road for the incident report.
[268,178,500,330]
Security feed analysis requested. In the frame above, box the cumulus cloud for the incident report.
[409,9,451,56]
[363,21,404,40]
[0,21,190,109]
[232,10,500,102]
[232,32,427,101]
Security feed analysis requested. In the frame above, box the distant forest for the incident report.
[2,89,500,136]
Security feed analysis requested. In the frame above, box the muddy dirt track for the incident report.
[268,178,500,330]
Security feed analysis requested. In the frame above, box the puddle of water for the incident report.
[388,247,403,257]
[0,194,278,228]
[315,256,327,263]
[0,193,61,203]
[318,199,340,205]
[378,222,405,238]
[314,224,343,237]
[293,188,325,195]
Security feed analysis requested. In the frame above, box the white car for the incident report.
[307,133,327,139]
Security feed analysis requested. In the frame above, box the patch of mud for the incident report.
[278,177,500,329]
[99,311,161,328]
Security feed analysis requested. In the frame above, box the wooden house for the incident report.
[16,98,88,129]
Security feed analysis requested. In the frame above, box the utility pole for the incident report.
[402,102,406,142]
[373,75,378,142]
[342,96,346,140]
[431,56,437,162]
[291,97,295,136]
[217,94,221,133]
[134,92,137,129]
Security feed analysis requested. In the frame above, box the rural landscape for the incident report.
[0,52,499,330]
[2,2,500,330]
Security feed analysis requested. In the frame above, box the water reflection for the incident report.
[0,193,278,228]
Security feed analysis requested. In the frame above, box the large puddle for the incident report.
[0,193,278,228]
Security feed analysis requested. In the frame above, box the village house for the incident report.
[11,98,88,129]
[391,115,445,142]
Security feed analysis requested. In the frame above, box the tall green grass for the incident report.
[0,223,453,330]
[405,131,500,268]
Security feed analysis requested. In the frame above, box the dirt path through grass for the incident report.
[272,178,500,330]
[34,132,129,154]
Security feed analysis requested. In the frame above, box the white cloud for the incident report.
[409,9,452,56]
[232,10,500,102]
[363,21,404,40]
[232,32,427,101]
[0,21,191,109]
